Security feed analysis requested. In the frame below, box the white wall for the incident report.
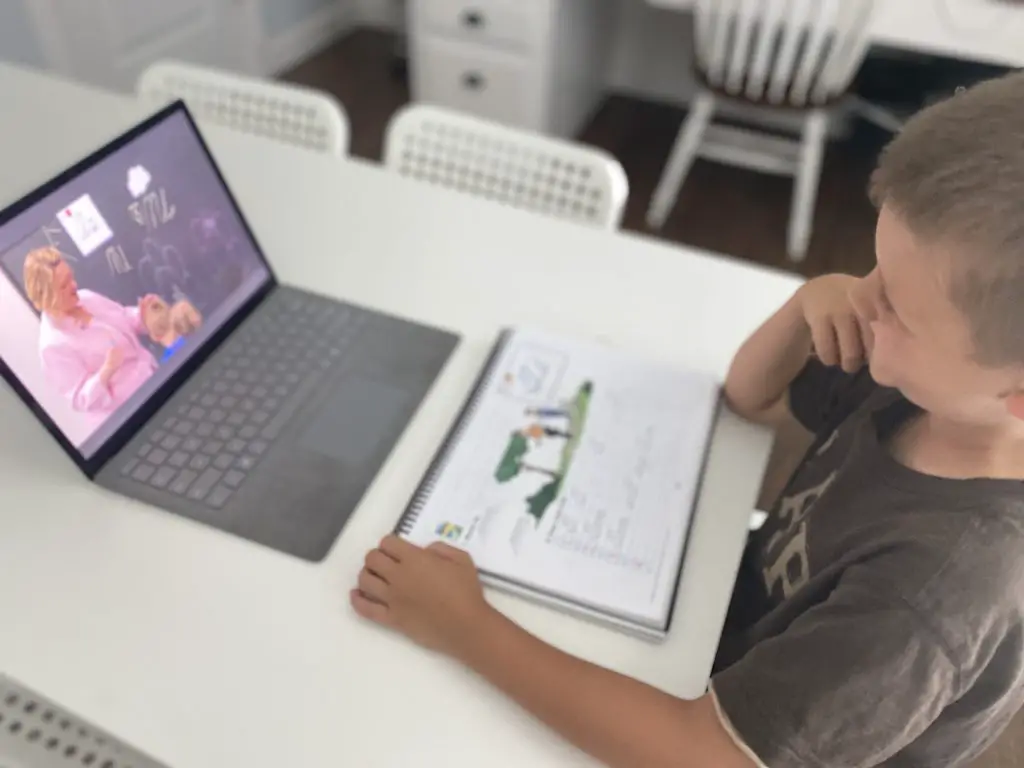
[0,0,358,84]
[0,1,47,69]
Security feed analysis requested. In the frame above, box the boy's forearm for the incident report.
[458,609,751,768]
[724,288,811,422]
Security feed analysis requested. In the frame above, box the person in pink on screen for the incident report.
[24,246,160,415]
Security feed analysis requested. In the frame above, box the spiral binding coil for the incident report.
[395,329,512,536]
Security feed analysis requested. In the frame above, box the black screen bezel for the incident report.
[0,100,278,478]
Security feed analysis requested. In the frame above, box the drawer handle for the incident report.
[461,9,485,29]
[462,72,486,91]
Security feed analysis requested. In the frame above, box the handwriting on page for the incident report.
[544,423,662,574]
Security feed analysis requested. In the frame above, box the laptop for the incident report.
[0,101,459,561]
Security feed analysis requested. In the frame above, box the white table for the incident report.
[0,64,803,768]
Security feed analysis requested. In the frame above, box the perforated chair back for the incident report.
[138,60,349,155]
[383,104,629,230]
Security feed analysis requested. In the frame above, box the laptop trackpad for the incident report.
[300,377,411,467]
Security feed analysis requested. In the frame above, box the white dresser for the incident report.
[404,0,1024,140]
[407,0,618,137]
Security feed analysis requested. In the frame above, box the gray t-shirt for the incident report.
[712,360,1024,767]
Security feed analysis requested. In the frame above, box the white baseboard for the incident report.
[263,2,358,76]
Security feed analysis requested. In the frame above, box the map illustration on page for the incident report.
[399,327,720,635]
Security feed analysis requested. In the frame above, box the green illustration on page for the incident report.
[495,381,593,524]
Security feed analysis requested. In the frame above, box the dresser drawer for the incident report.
[412,37,543,129]
[415,0,545,52]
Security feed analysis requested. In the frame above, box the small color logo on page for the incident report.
[436,522,463,541]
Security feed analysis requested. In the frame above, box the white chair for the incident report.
[383,104,629,230]
[646,0,875,261]
[137,60,350,156]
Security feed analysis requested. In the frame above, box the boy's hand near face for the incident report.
[799,274,872,373]
[724,272,871,428]
[351,535,493,659]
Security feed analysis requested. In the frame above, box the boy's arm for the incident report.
[725,275,868,429]
[352,538,756,768]
[460,608,755,768]
[723,288,812,428]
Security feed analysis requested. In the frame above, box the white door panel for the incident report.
[33,0,259,91]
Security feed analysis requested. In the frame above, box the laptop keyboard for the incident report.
[119,292,366,508]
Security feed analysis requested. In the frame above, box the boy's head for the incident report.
[853,72,1024,425]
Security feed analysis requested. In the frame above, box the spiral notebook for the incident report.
[396,327,720,640]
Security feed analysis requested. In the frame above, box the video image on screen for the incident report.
[0,111,269,452]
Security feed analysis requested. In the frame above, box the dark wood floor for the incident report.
[284,29,882,279]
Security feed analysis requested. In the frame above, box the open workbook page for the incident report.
[399,327,720,632]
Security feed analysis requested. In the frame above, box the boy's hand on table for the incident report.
[351,537,754,768]
[351,534,493,658]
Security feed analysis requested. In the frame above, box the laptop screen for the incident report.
[0,106,272,461]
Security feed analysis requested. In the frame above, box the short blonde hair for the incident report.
[869,72,1024,366]
[23,246,65,314]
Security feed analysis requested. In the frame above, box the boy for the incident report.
[352,72,1024,767]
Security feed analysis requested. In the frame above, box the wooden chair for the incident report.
[646,0,876,260]
[137,60,350,156]
[384,104,629,230]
